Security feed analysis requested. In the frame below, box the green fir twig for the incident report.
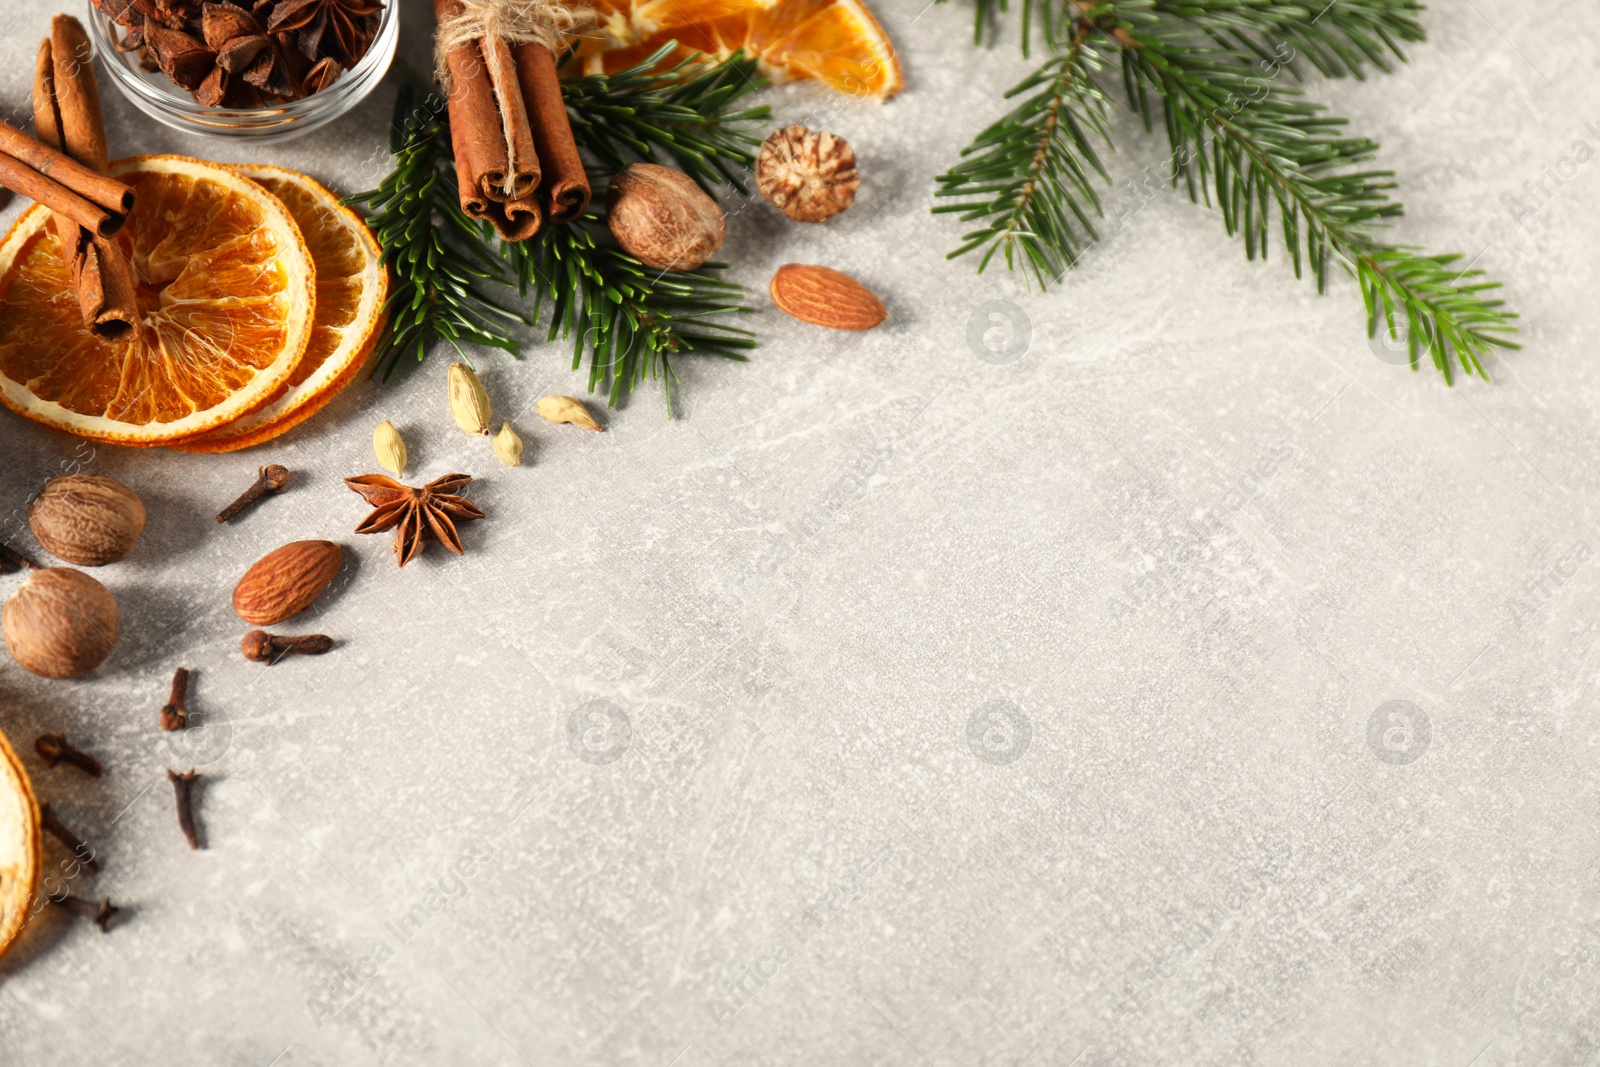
[935,0,1520,381]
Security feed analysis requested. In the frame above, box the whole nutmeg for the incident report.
[607,163,726,271]
[3,568,119,679]
[232,540,343,625]
[757,125,860,223]
[29,473,146,566]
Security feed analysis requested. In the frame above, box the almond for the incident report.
[769,264,886,331]
[232,540,343,625]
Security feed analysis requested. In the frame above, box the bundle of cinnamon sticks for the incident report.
[433,0,590,242]
[0,15,140,339]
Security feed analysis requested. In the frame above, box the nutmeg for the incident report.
[607,163,726,271]
[3,568,119,679]
[232,540,344,625]
[28,473,146,566]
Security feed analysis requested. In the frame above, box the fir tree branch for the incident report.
[1141,0,1427,79]
[505,219,756,416]
[345,84,526,381]
[1107,22,1517,379]
[935,0,1520,381]
[560,45,773,193]
[933,29,1115,287]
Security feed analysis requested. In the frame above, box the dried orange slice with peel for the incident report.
[172,165,387,454]
[0,155,315,446]
[0,727,41,962]
[583,0,774,48]
[574,0,903,100]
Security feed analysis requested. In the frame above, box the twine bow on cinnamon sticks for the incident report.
[6,15,140,340]
[433,0,593,241]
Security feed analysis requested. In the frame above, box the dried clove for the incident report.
[39,803,101,872]
[241,629,334,663]
[34,733,105,777]
[49,893,119,933]
[160,667,191,731]
[216,464,290,523]
[167,768,202,850]
[0,541,39,573]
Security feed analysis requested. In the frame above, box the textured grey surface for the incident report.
[1,0,1598,1063]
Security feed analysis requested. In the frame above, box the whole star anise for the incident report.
[267,0,381,65]
[345,474,485,567]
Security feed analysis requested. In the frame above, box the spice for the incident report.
[216,464,290,523]
[94,0,385,107]
[436,0,540,240]
[232,541,344,625]
[167,768,202,850]
[29,473,147,565]
[160,667,191,731]
[39,803,100,872]
[241,629,335,662]
[448,362,492,436]
[536,395,602,431]
[33,16,139,339]
[48,894,118,933]
[34,734,104,777]
[3,568,119,679]
[607,163,726,271]
[373,419,407,477]
[0,121,134,239]
[345,473,484,566]
[0,543,39,574]
[433,0,591,238]
[769,264,887,331]
[491,422,523,466]
[757,125,861,223]
[515,39,590,222]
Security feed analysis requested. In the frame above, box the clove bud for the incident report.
[34,733,104,777]
[241,629,335,663]
[216,465,290,523]
[167,768,202,850]
[160,667,190,731]
[49,893,118,933]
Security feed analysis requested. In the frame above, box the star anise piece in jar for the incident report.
[345,474,485,567]
[267,0,382,65]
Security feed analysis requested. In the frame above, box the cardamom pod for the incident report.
[373,419,407,477]
[536,395,602,432]
[448,362,492,436]
[491,422,524,467]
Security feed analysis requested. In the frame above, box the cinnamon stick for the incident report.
[0,153,120,238]
[446,87,541,242]
[515,42,589,223]
[435,0,539,213]
[0,122,132,220]
[40,16,139,341]
[481,34,539,202]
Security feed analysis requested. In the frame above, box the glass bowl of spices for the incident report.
[85,0,397,142]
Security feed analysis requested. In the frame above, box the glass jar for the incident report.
[85,0,398,143]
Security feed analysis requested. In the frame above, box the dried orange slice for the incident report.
[582,0,773,49]
[575,0,903,100]
[0,155,315,446]
[172,165,387,453]
[0,728,41,961]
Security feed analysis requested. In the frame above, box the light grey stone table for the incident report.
[2,1,1598,1063]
